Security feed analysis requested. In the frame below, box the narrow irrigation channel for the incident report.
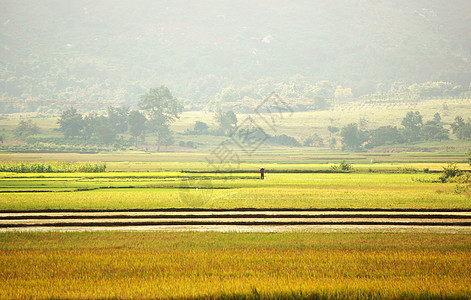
[1,209,471,232]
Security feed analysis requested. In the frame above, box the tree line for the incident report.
[185,110,301,147]
[338,111,471,151]
[8,84,471,152]
[57,86,181,151]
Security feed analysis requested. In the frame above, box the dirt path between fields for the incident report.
[1,209,471,232]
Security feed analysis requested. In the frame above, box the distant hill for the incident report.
[1,0,471,113]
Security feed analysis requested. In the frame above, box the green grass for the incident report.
[1,172,469,210]
[0,151,470,173]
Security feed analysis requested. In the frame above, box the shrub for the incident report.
[269,134,301,147]
[0,161,106,173]
[400,167,420,174]
[331,160,354,172]
[439,162,466,183]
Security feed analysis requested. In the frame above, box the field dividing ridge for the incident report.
[2,209,471,232]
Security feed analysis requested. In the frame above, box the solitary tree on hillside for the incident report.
[138,86,182,151]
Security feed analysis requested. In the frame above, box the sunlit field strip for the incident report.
[0,173,461,189]
[1,231,470,299]
[1,187,470,211]
[3,231,470,251]
[0,172,455,186]
[1,172,470,210]
[0,152,469,172]
[0,162,469,173]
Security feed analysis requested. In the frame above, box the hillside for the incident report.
[1,0,471,113]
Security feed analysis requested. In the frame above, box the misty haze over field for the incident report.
[1,0,471,112]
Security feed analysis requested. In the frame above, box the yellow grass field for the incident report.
[1,232,470,299]
[2,249,470,299]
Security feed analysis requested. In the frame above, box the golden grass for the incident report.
[1,248,469,299]
[1,232,471,299]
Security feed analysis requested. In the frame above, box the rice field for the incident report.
[1,232,470,299]
[1,172,470,210]
[1,153,470,298]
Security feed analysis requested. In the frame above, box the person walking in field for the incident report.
[260,167,265,180]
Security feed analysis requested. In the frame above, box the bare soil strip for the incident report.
[2,208,471,213]
[1,213,471,220]
[1,210,471,232]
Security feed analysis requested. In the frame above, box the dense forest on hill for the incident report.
[1,0,471,113]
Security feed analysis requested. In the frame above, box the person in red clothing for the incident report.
[260,167,265,180]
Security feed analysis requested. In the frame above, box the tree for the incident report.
[329,137,337,150]
[216,86,240,102]
[341,123,369,151]
[107,106,129,134]
[82,113,116,145]
[127,111,147,147]
[439,163,464,183]
[451,116,465,134]
[193,121,209,134]
[58,107,84,139]
[14,120,39,139]
[303,134,323,147]
[433,112,442,124]
[82,113,101,139]
[327,126,339,137]
[303,136,313,147]
[451,116,471,140]
[334,86,353,99]
[401,111,423,142]
[138,86,182,151]
[420,121,449,141]
[331,160,353,172]
[96,126,116,145]
[369,126,403,147]
[215,110,238,136]
[269,134,301,147]
[408,81,453,99]
[456,123,471,140]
